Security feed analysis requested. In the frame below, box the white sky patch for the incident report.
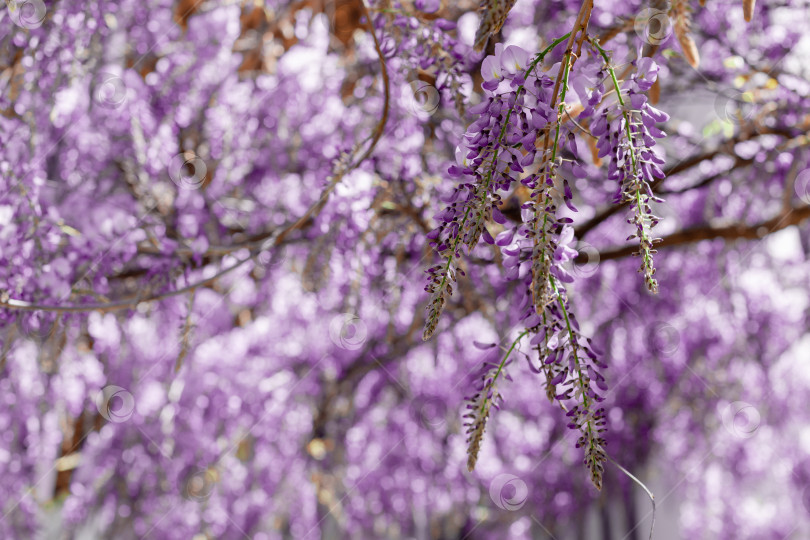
[765,226,803,261]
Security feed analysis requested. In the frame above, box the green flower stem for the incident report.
[551,277,599,470]
[589,38,658,290]
[475,329,530,418]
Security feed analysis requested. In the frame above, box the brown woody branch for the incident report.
[589,205,810,262]
[575,126,800,239]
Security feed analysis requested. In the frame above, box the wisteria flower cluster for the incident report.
[584,49,671,292]
[423,42,561,341]
[2,0,810,539]
[422,34,618,488]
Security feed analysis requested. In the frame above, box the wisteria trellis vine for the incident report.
[2,0,810,538]
[421,5,672,489]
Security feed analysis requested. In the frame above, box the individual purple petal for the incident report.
[645,104,670,122]
[520,151,536,166]
[495,229,516,245]
[491,207,507,224]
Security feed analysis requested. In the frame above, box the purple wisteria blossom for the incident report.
[1,0,810,539]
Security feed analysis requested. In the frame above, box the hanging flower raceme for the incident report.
[487,201,608,489]
[586,51,671,293]
[445,36,610,488]
[423,43,561,341]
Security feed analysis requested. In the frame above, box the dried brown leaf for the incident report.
[672,0,700,68]
[743,0,756,21]
[473,0,518,52]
